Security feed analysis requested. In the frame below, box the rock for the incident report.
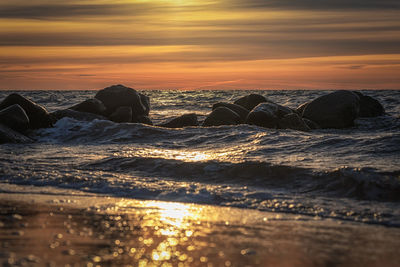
[94,85,149,119]
[212,102,249,123]
[278,113,310,131]
[202,107,241,127]
[159,113,198,128]
[136,115,153,125]
[109,106,132,123]
[0,104,30,133]
[69,98,106,116]
[296,102,309,116]
[352,92,385,117]
[0,123,33,144]
[234,94,268,111]
[245,103,279,128]
[139,93,150,116]
[302,91,360,128]
[303,118,320,129]
[50,109,107,122]
[0,93,52,129]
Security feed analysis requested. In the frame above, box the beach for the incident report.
[1,192,400,267]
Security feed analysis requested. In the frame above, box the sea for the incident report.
[0,90,399,226]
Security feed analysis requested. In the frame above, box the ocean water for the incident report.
[0,90,399,226]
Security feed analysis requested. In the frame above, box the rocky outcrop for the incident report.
[302,91,360,129]
[278,113,310,131]
[69,98,106,116]
[51,109,107,122]
[159,113,198,128]
[0,93,52,129]
[95,84,149,122]
[0,104,30,132]
[109,106,132,123]
[203,107,241,127]
[245,103,279,128]
[0,123,33,144]
[212,102,249,123]
[352,92,385,117]
[234,94,268,111]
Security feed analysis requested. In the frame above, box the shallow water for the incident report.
[0,90,399,226]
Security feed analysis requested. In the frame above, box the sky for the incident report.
[0,0,400,90]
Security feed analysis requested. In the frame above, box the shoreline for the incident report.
[1,193,400,266]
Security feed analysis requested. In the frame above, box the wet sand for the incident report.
[1,193,400,267]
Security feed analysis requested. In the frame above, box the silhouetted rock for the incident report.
[69,98,106,116]
[0,93,52,129]
[0,104,30,133]
[137,115,153,125]
[352,92,385,117]
[50,109,107,122]
[159,113,198,128]
[202,107,241,126]
[245,103,279,128]
[278,113,310,131]
[139,93,150,116]
[234,94,268,111]
[95,85,149,119]
[303,118,320,129]
[302,91,360,128]
[212,102,249,123]
[109,106,132,123]
[0,123,33,144]
[296,102,309,116]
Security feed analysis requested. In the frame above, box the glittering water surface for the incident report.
[0,90,399,226]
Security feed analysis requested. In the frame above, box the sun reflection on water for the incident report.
[115,200,204,265]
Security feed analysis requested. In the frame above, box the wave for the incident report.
[83,156,400,202]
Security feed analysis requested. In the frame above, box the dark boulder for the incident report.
[159,113,198,128]
[302,91,360,128]
[94,85,149,118]
[352,92,385,117]
[0,123,33,144]
[296,102,309,116]
[50,109,107,122]
[109,106,132,123]
[69,98,106,116]
[0,104,30,133]
[303,118,320,129]
[278,113,310,131]
[0,93,52,129]
[212,102,249,123]
[245,103,279,128]
[139,93,150,116]
[234,94,268,111]
[202,107,241,127]
[136,115,153,125]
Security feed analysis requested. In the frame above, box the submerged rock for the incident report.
[234,94,268,111]
[0,123,33,144]
[278,113,310,131]
[352,92,385,117]
[0,104,30,133]
[212,102,249,123]
[69,98,106,116]
[302,91,360,128]
[109,106,132,123]
[245,103,279,128]
[95,84,149,120]
[50,109,107,122]
[203,107,241,126]
[0,93,52,129]
[159,113,198,128]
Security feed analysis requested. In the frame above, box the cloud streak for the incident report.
[0,0,399,89]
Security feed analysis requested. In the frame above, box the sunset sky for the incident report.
[1,0,400,90]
